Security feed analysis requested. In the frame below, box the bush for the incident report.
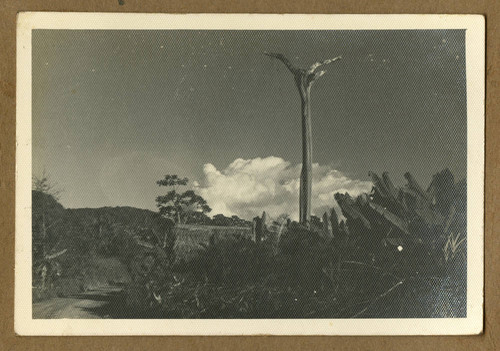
[123,223,343,318]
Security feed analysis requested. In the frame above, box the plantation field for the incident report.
[173,224,252,262]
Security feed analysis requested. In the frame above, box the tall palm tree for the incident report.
[264,52,341,226]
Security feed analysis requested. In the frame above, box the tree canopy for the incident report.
[156,175,211,224]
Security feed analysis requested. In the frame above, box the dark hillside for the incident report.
[32,191,175,301]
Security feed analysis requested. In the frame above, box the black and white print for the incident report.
[15,13,484,335]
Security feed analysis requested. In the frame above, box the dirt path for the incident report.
[32,286,124,319]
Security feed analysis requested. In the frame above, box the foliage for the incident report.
[156,174,189,188]
[32,173,66,297]
[184,211,212,225]
[32,170,62,200]
[443,232,466,263]
[211,214,252,227]
[31,191,177,302]
[156,175,211,224]
[32,168,467,319]
[121,170,467,319]
[309,215,323,232]
[32,191,65,259]
[123,223,394,318]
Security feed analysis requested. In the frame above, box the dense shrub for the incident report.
[119,207,468,319]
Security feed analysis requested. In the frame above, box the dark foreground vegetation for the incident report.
[33,169,466,319]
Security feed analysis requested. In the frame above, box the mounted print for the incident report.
[15,13,484,335]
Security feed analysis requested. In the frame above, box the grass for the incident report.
[443,231,466,263]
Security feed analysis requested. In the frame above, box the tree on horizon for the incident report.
[156,175,211,224]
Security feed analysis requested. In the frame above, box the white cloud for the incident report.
[195,156,372,221]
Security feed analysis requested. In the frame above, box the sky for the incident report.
[32,29,467,220]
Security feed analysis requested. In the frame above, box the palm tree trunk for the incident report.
[299,81,312,226]
[264,52,341,227]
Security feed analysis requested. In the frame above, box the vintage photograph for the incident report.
[15,13,484,335]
